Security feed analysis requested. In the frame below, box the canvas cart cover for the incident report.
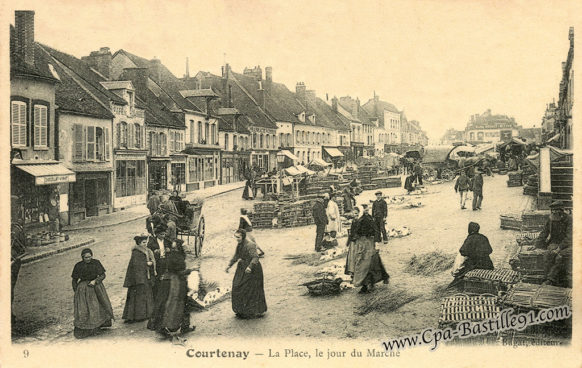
[422,145,454,163]
[449,145,476,161]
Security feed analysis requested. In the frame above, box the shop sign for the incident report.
[36,174,76,185]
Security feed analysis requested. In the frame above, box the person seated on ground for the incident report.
[448,222,493,288]
[534,201,572,287]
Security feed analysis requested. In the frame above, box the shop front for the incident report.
[69,171,112,224]
[221,151,250,184]
[322,146,345,168]
[115,157,147,209]
[350,142,364,158]
[12,161,76,233]
[148,159,169,193]
[170,154,187,193]
[184,147,221,191]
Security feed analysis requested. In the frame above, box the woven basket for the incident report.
[514,247,546,275]
[302,277,342,296]
[462,269,520,295]
[438,294,500,329]
[502,283,572,310]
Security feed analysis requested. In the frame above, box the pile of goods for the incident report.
[304,177,346,196]
[388,196,407,205]
[319,246,349,261]
[523,174,539,196]
[249,202,278,229]
[521,210,550,231]
[406,201,423,208]
[405,251,455,276]
[186,272,231,309]
[499,213,522,230]
[509,246,546,284]
[409,187,428,195]
[301,276,343,296]
[461,268,520,295]
[387,226,411,238]
[279,200,315,228]
[26,232,69,247]
[516,231,541,246]
[371,176,402,189]
[315,264,353,290]
[507,171,523,187]
[438,294,501,330]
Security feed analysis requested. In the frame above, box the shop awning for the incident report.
[16,163,76,185]
[284,166,302,176]
[323,147,344,158]
[309,157,332,167]
[277,150,299,161]
[296,165,315,175]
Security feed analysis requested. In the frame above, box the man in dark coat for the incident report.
[147,223,171,294]
[372,191,388,244]
[147,191,161,215]
[312,196,328,252]
[413,161,423,185]
[535,201,572,287]
[472,169,484,210]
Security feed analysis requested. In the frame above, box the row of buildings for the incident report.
[9,11,428,230]
[541,27,574,150]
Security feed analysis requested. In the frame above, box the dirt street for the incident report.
[13,174,525,344]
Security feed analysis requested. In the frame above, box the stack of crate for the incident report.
[507,171,523,187]
[523,174,539,196]
[521,210,550,231]
[249,201,279,229]
[279,200,315,228]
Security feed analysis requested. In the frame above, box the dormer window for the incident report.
[127,91,135,114]
[298,112,305,123]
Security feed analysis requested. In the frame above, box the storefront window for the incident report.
[116,160,146,197]
[171,163,186,188]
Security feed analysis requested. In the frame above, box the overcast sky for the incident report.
[5,0,579,142]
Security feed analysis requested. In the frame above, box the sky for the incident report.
[4,0,580,143]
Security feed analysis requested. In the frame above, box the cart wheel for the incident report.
[195,217,205,257]
[442,169,455,181]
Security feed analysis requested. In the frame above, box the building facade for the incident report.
[464,109,519,144]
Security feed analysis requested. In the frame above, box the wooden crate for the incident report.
[438,294,500,329]
[500,214,522,230]
[462,269,520,295]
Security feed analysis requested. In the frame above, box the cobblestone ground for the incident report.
[12,174,526,345]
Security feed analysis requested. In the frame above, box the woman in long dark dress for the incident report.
[344,206,362,276]
[448,222,494,288]
[225,229,267,319]
[242,179,254,200]
[71,248,114,339]
[122,236,156,323]
[147,239,195,342]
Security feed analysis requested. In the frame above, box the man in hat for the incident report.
[312,194,329,252]
[148,223,170,294]
[472,168,484,210]
[413,160,423,185]
[372,191,388,244]
[535,201,572,287]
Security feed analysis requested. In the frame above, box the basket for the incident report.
[438,294,500,329]
[302,277,342,296]
[462,269,520,295]
[513,247,546,275]
[500,214,522,230]
[501,283,572,310]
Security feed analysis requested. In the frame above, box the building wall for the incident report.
[185,113,219,146]
[465,128,519,143]
[10,78,56,161]
[383,110,401,144]
[293,123,330,163]
[276,121,293,148]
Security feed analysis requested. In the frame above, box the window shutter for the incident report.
[162,133,167,155]
[104,127,110,161]
[73,124,84,161]
[87,126,96,160]
[11,101,27,147]
[34,106,40,147]
[43,106,49,147]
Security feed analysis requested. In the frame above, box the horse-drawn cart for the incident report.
[174,197,205,257]
[421,145,477,181]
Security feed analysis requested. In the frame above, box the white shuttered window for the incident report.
[11,101,27,147]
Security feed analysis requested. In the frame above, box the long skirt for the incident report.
[232,260,267,317]
[345,240,358,275]
[363,252,390,286]
[147,273,189,334]
[122,282,154,322]
[352,236,386,287]
[242,183,254,200]
[74,281,114,339]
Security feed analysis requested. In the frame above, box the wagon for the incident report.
[421,145,478,181]
[173,197,205,257]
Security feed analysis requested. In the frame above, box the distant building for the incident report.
[518,127,542,144]
[440,129,465,145]
[541,101,558,137]
[464,109,519,144]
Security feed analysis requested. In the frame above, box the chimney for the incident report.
[82,47,112,78]
[296,82,306,101]
[150,57,162,82]
[184,57,190,79]
[265,66,272,82]
[331,96,338,112]
[305,90,316,106]
[258,81,266,109]
[228,85,233,108]
[15,10,35,66]
[353,98,360,119]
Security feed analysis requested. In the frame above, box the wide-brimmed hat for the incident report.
[154,223,168,234]
[375,191,382,195]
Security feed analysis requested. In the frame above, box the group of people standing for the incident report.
[312,191,344,252]
[454,167,484,210]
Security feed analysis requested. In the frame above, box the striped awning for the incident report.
[16,163,76,185]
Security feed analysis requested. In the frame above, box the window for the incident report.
[260,134,264,148]
[87,126,96,160]
[296,131,300,144]
[118,122,128,147]
[95,127,104,160]
[198,121,203,143]
[116,160,146,197]
[225,133,229,150]
[33,105,48,148]
[178,132,183,151]
[190,120,194,144]
[253,133,257,148]
[211,124,216,144]
[266,134,270,148]
[73,124,85,161]
[135,124,142,148]
[11,101,27,147]
[233,135,237,149]
[205,122,210,143]
[160,133,167,155]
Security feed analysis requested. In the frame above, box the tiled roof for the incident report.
[99,81,133,90]
[115,49,202,113]
[10,26,59,83]
[36,45,113,119]
[41,44,127,106]
[179,88,219,98]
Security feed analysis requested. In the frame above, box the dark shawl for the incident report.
[72,259,106,282]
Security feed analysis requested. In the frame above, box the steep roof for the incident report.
[10,25,59,83]
[36,45,113,119]
[115,49,202,113]
[41,44,127,107]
